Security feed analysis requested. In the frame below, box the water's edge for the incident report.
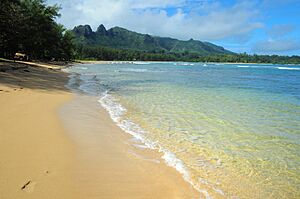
[64,70,210,198]
[98,90,211,198]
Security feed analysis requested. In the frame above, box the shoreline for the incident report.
[60,93,199,198]
[76,59,298,65]
[0,60,199,198]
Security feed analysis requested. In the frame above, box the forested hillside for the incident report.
[72,24,232,55]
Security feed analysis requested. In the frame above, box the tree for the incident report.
[0,0,23,58]
[0,0,75,60]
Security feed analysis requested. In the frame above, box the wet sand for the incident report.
[61,93,199,198]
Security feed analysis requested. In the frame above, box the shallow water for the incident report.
[67,62,300,198]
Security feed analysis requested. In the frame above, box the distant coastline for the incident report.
[76,59,300,65]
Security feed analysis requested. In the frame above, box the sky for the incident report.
[47,0,300,55]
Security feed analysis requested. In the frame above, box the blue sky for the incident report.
[47,0,300,55]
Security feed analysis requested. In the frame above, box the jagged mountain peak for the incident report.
[96,24,107,34]
[72,24,233,55]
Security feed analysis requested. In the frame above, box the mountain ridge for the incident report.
[72,24,233,55]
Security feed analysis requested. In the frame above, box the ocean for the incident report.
[66,62,300,198]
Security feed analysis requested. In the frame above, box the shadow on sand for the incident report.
[0,61,70,92]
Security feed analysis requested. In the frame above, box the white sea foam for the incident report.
[277,67,300,70]
[133,143,149,149]
[133,61,151,65]
[183,63,195,66]
[236,65,300,70]
[237,65,250,68]
[161,151,190,181]
[98,91,155,149]
[121,68,148,72]
[174,63,195,66]
[98,90,212,199]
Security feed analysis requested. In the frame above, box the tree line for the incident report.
[0,0,74,60]
[76,45,300,64]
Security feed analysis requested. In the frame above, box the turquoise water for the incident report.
[67,62,300,198]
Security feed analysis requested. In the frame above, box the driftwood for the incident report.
[14,53,29,61]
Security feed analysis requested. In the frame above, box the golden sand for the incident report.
[0,61,74,199]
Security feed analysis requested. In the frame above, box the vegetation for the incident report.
[0,0,75,60]
[75,45,300,64]
[72,24,232,55]
[196,53,300,64]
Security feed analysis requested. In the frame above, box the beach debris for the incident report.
[14,52,29,61]
[22,180,31,190]
[21,180,36,192]
[21,181,31,190]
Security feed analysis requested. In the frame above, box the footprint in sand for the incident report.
[21,180,36,193]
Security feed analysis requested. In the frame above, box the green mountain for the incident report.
[72,24,233,55]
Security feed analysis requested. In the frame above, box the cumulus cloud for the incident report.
[252,39,300,53]
[47,0,263,41]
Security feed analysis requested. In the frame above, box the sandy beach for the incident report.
[0,60,75,199]
[0,60,198,199]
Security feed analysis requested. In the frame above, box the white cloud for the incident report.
[130,0,185,9]
[252,39,300,53]
[47,0,263,41]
